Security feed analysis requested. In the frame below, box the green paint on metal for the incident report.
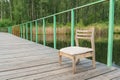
[20,24,23,38]
[71,9,74,46]
[7,0,107,52]
[107,0,115,67]
[26,23,28,40]
[10,27,12,34]
[8,27,12,34]
[73,0,105,11]
[43,19,46,46]
[7,0,106,29]
[30,22,33,41]
[53,15,56,49]
[35,20,38,43]
[23,0,105,24]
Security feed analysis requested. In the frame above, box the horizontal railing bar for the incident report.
[12,0,106,26]
[44,15,54,19]
[73,0,106,10]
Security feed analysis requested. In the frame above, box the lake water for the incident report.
[30,33,120,67]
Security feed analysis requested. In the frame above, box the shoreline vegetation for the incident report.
[3,22,118,43]
[10,23,120,36]
[0,23,120,41]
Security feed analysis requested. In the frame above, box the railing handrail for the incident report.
[7,0,106,27]
[7,0,107,48]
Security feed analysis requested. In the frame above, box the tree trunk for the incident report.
[9,0,12,20]
[31,0,34,20]
[0,1,2,20]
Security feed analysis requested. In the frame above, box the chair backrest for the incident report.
[75,28,95,50]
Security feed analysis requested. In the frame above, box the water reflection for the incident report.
[25,33,120,67]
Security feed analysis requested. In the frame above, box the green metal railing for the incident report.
[71,9,75,46]
[8,27,12,34]
[26,23,28,40]
[53,15,56,49]
[43,19,46,46]
[30,22,33,41]
[7,0,115,67]
[107,0,115,67]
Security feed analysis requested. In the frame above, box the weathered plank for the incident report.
[0,33,120,80]
[0,57,58,72]
[0,50,57,60]
[112,76,120,80]
[88,68,120,80]
[35,63,116,80]
[0,61,71,80]
[9,60,94,80]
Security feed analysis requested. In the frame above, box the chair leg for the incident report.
[92,53,96,68]
[59,52,62,65]
[72,57,76,74]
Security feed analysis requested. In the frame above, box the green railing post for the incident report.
[22,24,23,38]
[30,22,33,41]
[7,0,106,50]
[53,15,56,49]
[8,27,10,33]
[71,9,75,46]
[35,20,38,43]
[107,0,115,67]
[43,18,46,46]
[20,24,23,38]
[26,23,28,40]
[23,24,25,39]
[8,27,12,34]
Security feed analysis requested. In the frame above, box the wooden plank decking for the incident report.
[0,32,120,80]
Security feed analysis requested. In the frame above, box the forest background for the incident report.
[0,0,120,29]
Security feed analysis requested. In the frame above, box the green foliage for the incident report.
[89,22,108,28]
[76,19,84,27]
[0,19,14,27]
[0,0,120,27]
[66,22,71,27]
[12,0,24,24]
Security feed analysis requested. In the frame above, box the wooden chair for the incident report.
[58,28,96,74]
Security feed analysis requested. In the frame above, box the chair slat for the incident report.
[76,28,94,40]
[76,30,92,33]
[76,34,91,37]
[76,36,91,39]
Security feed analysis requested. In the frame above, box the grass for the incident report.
[1,22,120,36]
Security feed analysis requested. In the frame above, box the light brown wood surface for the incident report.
[59,28,96,74]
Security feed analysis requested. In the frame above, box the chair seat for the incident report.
[60,46,93,55]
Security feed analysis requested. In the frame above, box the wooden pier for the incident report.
[0,33,120,80]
